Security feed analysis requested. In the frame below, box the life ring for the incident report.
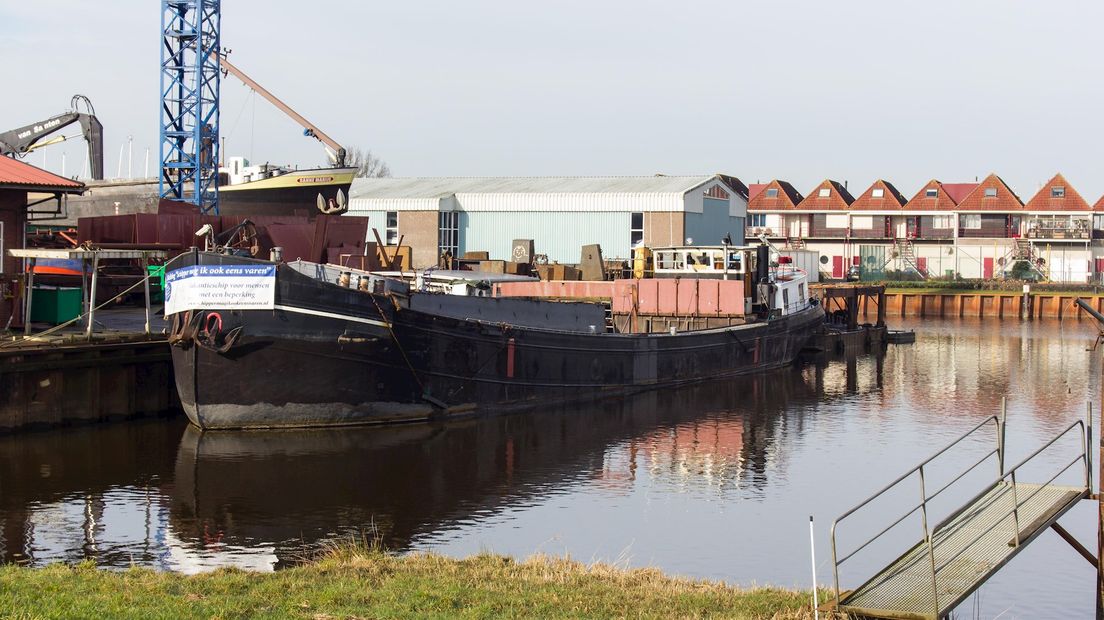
[203,312,223,337]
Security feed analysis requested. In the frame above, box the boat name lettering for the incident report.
[295,176,335,184]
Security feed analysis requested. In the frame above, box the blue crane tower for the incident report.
[159,0,221,213]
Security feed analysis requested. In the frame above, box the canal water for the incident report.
[1,318,1099,617]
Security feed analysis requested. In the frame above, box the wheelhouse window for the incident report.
[438,211,459,257]
[630,212,644,247]
[385,211,399,245]
[654,249,685,270]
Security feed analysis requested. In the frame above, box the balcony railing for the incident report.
[1025,229,1090,240]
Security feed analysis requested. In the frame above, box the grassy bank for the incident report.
[0,547,836,619]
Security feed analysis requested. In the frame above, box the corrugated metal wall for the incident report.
[462,211,632,263]
[684,197,744,246]
[453,192,683,212]
[345,210,388,242]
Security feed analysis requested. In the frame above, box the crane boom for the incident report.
[220,55,346,167]
[0,95,104,180]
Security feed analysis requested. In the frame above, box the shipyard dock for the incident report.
[1,247,174,433]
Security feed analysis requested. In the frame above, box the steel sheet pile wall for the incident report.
[494,279,746,317]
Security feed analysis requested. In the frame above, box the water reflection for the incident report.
[167,368,841,570]
[0,319,1100,616]
[1,352,868,571]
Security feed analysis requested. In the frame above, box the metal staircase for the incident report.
[1014,239,1049,281]
[893,238,927,278]
[997,239,1049,281]
[831,409,1092,620]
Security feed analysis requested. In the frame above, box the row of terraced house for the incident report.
[744,173,1104,283]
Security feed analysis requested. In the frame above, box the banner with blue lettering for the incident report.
[164,264,276,314]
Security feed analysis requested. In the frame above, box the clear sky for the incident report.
[3,1,1103,202]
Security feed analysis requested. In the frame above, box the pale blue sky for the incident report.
[3,1,1103,201]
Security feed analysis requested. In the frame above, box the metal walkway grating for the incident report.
[831,409,1093,620]
[839,482,1087,620]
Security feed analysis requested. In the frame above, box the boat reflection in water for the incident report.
[167,360,855,571]
[0,350,878,572]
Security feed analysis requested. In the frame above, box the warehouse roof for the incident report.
[349,175,729,199]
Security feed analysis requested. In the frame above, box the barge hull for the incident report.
[168,254,823,430]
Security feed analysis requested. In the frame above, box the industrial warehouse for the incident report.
[345,174,749,267]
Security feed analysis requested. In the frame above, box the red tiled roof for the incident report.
[904,180,960,211]
[747,180,804,211]
[0,156,84,192]
[1023,173,1090,212]
[941,183,978,205]
[748,183,768,201]
[795,179,854,211]
[1094,195,1104,212]
[955,174,1023,211]
[851,180,907,211]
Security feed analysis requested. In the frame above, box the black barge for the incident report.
[165,246,822,430]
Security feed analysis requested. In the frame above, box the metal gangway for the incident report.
[830,404,1093,620]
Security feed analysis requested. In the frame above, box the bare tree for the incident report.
[344,146,391,178]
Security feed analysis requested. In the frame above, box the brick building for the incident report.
[0,157,85,326]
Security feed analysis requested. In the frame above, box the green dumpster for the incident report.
[31,286,82,324]
[147,264,166,302]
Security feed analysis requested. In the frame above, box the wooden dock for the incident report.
[0,308,175,432]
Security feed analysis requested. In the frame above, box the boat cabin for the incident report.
[651,245,752,279]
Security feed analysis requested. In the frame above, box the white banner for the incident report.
[164,264,276,315]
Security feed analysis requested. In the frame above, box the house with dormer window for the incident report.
[744,180,804,242]
[1021,174,1093,282]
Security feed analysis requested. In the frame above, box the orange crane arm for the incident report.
[220,55,346,167]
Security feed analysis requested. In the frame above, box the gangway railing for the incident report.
[830,414,1003,608]
[830,404,1092,619]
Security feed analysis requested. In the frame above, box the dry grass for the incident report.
[0,544,845,619]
